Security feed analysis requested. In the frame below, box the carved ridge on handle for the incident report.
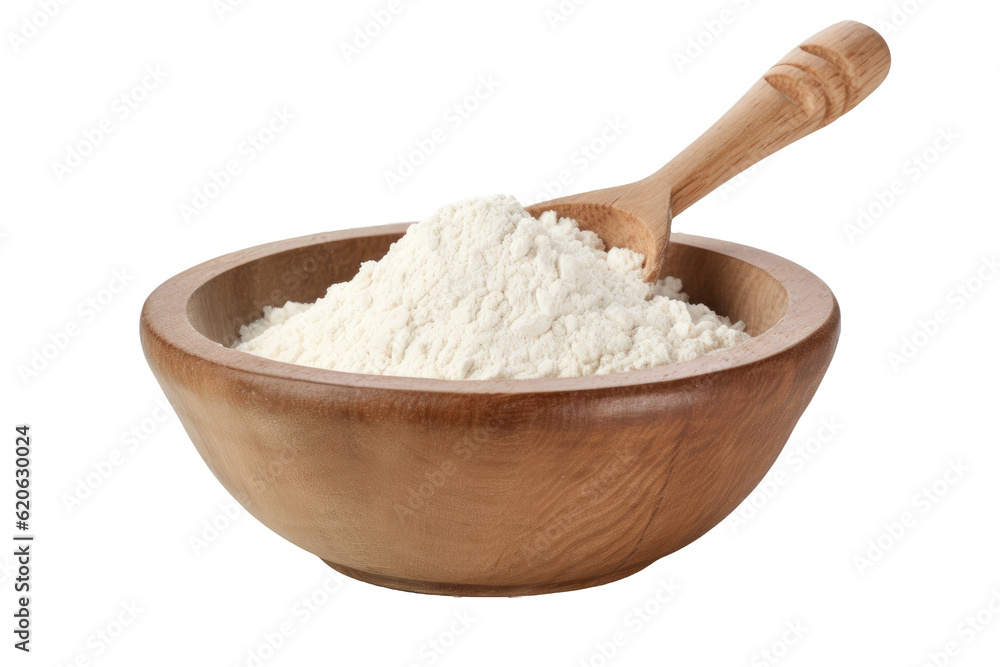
[761,21,891,128]
[800,43,859,108]
[798,21,891,117]
[763,62,837,126]
[764,46,860,126]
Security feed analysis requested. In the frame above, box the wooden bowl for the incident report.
[140,225,839,596]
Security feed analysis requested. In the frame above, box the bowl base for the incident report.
[321,558,656,597]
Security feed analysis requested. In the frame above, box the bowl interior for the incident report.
[187,230,789,349]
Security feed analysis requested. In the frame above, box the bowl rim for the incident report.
[141,224,839,395]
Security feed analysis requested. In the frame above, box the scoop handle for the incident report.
[653,20,891,216]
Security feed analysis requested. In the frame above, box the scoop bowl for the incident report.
[140,225,839,596]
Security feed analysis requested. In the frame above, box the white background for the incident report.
[2,0,999,665]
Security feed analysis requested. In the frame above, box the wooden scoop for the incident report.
[527,20,891,282]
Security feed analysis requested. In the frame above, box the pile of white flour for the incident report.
[234,195,751,379]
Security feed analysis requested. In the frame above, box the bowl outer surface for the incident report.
[140,226,840,594]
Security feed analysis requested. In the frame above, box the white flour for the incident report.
[234,195,751,379]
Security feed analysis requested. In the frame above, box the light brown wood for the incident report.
[141,226,839,596]
[527,20,891,281]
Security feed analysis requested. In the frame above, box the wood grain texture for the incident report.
[527,20,890,281]
[141,226,840,596]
